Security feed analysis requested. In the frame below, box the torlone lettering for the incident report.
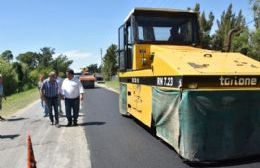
[219,76,257,86]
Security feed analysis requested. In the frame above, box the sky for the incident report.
[0,0,254,70]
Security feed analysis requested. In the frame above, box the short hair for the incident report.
[49,71,56,77]
[66,69,74,75]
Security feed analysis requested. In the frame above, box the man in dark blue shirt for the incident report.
[41,72,59,126]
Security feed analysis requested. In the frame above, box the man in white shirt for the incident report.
[61,69,84,126]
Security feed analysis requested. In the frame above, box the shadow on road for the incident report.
[0,134,20,139]
[187,155,260,167]
[7,117,28,122]
[79,121,106,126]
[131,117,260,168]
[78,114,85,117]
[58,122,106,127]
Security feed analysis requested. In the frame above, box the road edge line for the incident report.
[96,83,119,94]
[10,99,40,117]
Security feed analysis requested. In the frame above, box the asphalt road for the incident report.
[83,87,260,168]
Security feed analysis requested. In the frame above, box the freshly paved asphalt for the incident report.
[82,87,260,168]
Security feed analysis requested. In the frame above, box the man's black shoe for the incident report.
[73,122,78,126]
[67,122,72,127]
[0,116,6,121]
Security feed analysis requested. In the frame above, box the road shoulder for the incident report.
[96,83,119,94]
[0,99,91,168]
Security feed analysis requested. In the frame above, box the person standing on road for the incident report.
[41,72,60,127]
[61,69,84,126]
[0,74,6,121]
[38,74,49,117]
[55,71,64,115]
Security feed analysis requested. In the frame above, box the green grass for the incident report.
[1,88,39,117]
[104,76,119,92]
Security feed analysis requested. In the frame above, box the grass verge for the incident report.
[1,88,39,117]
[104,76,119,92]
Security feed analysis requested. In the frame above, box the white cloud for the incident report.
[54,50,92,59]
[54,50,98,70]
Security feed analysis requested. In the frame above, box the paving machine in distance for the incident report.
[79,68,96,89]
[118,8,260,162]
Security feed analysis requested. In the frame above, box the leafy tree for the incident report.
[193,3,215,49]
[250,28,260,60]
[212,4,247,51]
[102,44,118,80]
[29,67,53,85]
[0,50,13,62]
[16,52,39,69]
[87,64,99,74]
[231,30,250,54]
[0,58,18,95]
[52,54,73,74]
[12,62,26,90]
[250,0,260,28]
[0,46,74,94]
[38,47,55,68]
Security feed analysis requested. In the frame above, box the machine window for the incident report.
[135,15,197,45]
[118,25,126,71]
[153,27,171,41]
[119,26,124,50]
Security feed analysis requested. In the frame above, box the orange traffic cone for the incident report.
[27,134,37,168]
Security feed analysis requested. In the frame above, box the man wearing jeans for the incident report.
[41,72,59,126]
[61,69,84,126]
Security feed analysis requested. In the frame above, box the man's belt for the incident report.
[65,96,79,100]
[45,96,58,99]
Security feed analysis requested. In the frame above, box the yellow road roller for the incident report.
[118,8,260,162]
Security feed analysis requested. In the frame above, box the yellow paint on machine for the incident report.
[119,44,260,126]
[127,83,152,127]
[121,44,260,77]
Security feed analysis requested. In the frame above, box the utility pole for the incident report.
[100,48,103,65]
[100,48,103,74]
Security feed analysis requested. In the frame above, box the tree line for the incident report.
[100,2,259,80]
[194,2,259,60]
[1,2,259,92]
[0,47,73,95]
